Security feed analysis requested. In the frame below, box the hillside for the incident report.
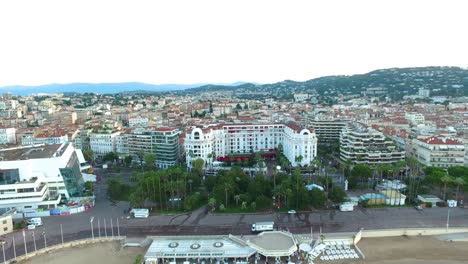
[178,66,468,99]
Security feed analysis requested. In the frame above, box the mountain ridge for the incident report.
[1,66,467,97]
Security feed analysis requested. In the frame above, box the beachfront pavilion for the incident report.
[144,235,256,264]
[246,231,298,262]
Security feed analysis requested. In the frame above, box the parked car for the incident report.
[27,224,36,230]
[415,205,423,211]
[287,210,297,214]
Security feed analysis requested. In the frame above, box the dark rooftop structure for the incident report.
[0,144,66,161]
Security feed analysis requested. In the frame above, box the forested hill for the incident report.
[179,66,468,99]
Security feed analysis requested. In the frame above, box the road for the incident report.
[1,169,468,262]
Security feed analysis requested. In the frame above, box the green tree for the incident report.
[106,178,130,201]
[136,150,145,167]
[124,155,133,167]
[235,103,242,110]
[208,197,217,211]
[103,152,118,162]
[241,201,247,210]
[223,180,233,208]
[310,188,327,208]
[204,175,217,192]
[441,175,452,200]
[251,201,256,210]
[328,186,347,204]
[234,194,241,206]
[295,155,304,167]
[453,177,465,202]
[144,153,157,171]
[192,158,205,177]
[184,192,201,211]
[83,149,94,163]
[350,164,372,189]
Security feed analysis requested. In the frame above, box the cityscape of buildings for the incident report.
[0,81,467,215]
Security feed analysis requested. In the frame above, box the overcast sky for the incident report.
[0,0,467,86]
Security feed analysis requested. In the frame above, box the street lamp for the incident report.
[0,239,6,263]
[32,231,37,251]
[90,216,95,240]
[446,207,451,232]
[22,230,27,256]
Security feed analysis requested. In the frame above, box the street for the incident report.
[1,171,468,262]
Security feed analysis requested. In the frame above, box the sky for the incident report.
[0,0,468,87]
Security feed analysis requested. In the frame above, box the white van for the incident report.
[27,217,43,226]
[130,208,149,218]
[339,203,354,212]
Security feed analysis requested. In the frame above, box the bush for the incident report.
[14,221,26,230]
[255,195,272,210]
[329,186,347,204]
[426,202,433,208]
[134,254,143,264]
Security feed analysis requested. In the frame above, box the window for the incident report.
[3,227,7,232]
[2,220,7,224]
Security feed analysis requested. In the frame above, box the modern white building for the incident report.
[185,123,317,168]
[128,117,149,128]
[0,143,85,212]
[0,128,16,145]
[89,131,121,158]
[340,123,405,164]
[412,136,465,168]
[405,113,425,126]
[308,116,350,143]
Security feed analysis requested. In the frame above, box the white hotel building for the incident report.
[0,143,85,212]
[185,123,317,168]
[412,136,465,168]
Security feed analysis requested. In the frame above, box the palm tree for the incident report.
[251,201,256,211]
[454,177,465,202]
[234,194,241,206]
[223,181,233,208]
[273,185,285,208]
[208,197,216,211]
[295,155,304,167]
[441,175,452,200]
[407,157,419,203]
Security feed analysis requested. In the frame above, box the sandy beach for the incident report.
[16,235,468,264]
[316,236,468,264]
[19,241,145,264]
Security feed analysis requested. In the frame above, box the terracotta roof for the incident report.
[284,122,302,133]
[154,127,176,132]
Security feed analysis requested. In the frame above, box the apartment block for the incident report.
[412,136,465,168]
[340,123,405,164]
[309,117,349,143]
[116,127,180,169]
[89,131,121,158]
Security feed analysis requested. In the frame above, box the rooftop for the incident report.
[247,231,297,257]
[0,144,65,161]
[144,235,256,260]
[419,137,463,145]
